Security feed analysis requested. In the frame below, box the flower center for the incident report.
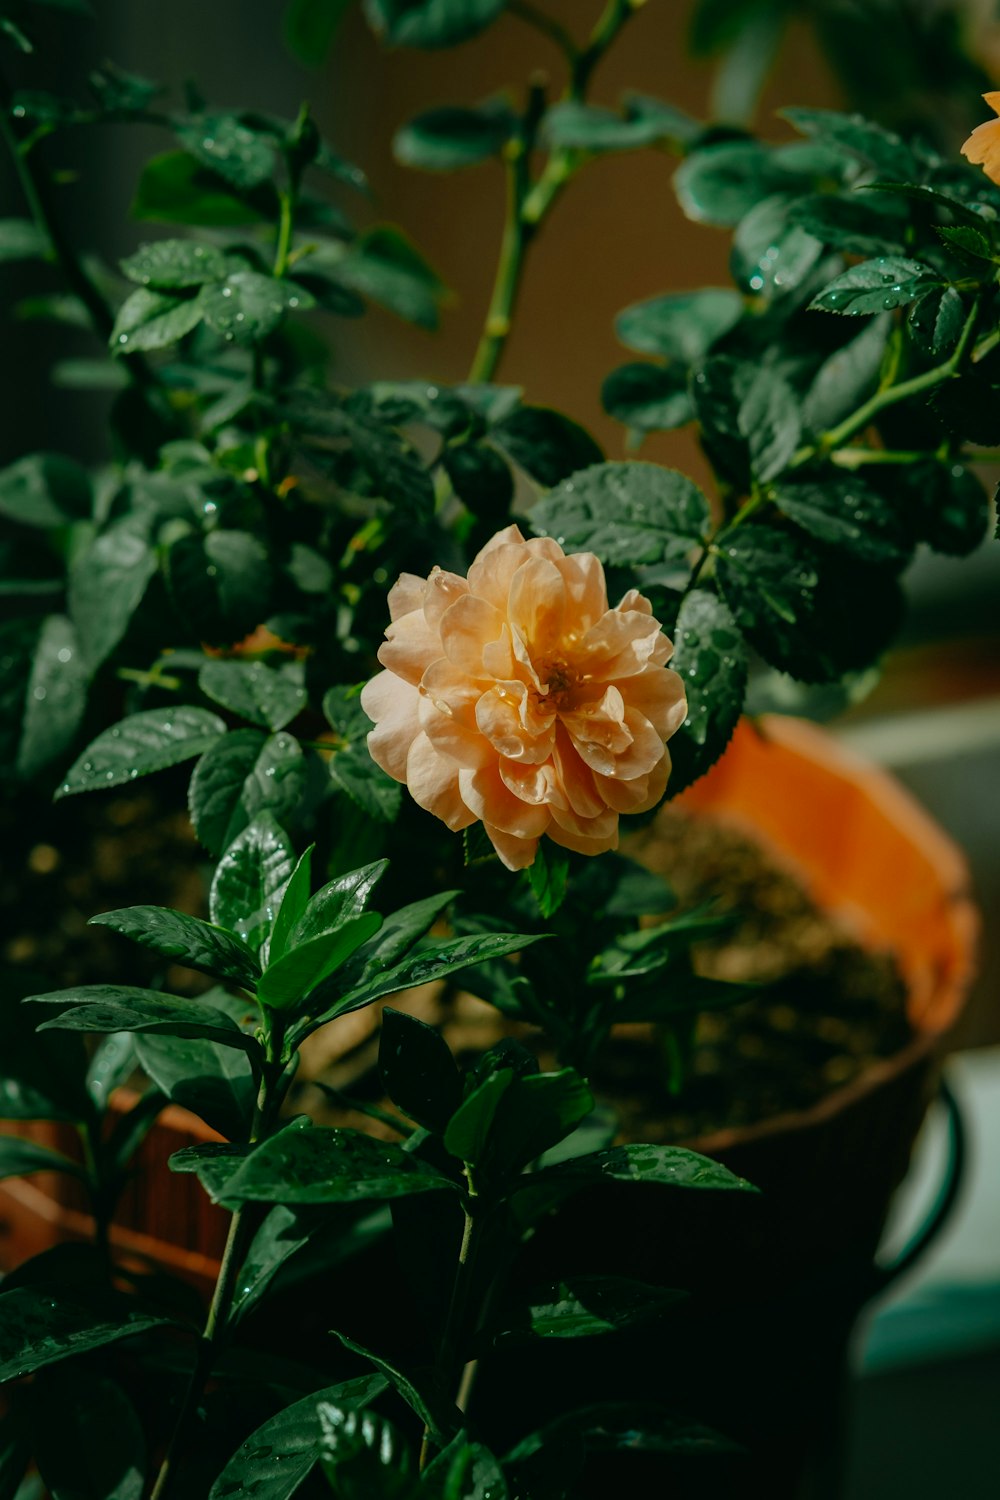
[537,657,576,709]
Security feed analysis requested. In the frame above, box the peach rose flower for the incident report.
[361,525,687,871]
[961,91,1000,184]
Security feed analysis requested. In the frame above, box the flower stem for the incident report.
[469,144,531,383]
[148,1015,287,1500]
[419,1170,481,1470]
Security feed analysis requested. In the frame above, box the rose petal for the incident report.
[458,763,549,837]
[407,732,475,830]
[388,573,426,622]
[362,671,421,782]
[483,822,540,871]
[379,609,444,686]
[439,594,505,678]
[507,556,567,658]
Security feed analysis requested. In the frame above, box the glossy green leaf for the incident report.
[32,1370,145,1500]
[110,287,204,353]
[394,100,514,170]
[0,218,50,262]
[200,271,312,346]
[443,1069,512,1167]
[17,615,89,778]
[666,588,747,794]
[493,1275,685,1345]
[615,288,743,361]
[525,841,569,920]
[379,1008,462,1134]
[789,194,906,257]
[120,238,226,290]
[198,659,307,731]
[531,461,711,566]
[167,528,273,644]
[268,845,314,963]
[209,813,296,951]
[442,440,513,522]
[737,371,801,483]
[257,914,382,1010]
[0,452,91,528]
[493,405,603,487]
[782,107,918,179]
[0,1136,86,1184]
[730,194,822,301]
[85,1032,139,1113]
[809,256,939,315]
[0,1288,175,1384]
[803,314,889,434]
[68,515,157,672]
[601,362,692,434]
[542,97,691,153]
[221,1125,458,1205]
[521,1142,757,1199]
[57,706,225,798]
[333,890,459,991]
[195,730,309,857]
[363,0,506,49]
[208,1375,387,1500]
[231,1202,389,1324]
[32,985,264,1060]
[89,906,260,987]
[318,1402,413,1500]
[422,1433,508,1500]
[908,285,967,358]
[675,140,794,227]
[331,226,446,329]
[134,1001,257,1140]
[132,150,269,226]
[174,113,275,189]
[323,684,402,822]
[773,476,910,564]
[288,860,387,947]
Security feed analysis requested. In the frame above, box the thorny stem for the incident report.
[149,1014,287,1500]
[468,0,642,383]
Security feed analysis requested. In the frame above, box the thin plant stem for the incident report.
[468,145,530,383]
[273,189,294,280]
[148,1014,287,1500]
[419,1172,480,1471]
[508,0,578,61]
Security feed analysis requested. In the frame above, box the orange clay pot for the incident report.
[0,716,977,1312]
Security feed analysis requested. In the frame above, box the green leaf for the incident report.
[318,1402,413,1500]
[809,256,939,315]
[303,932,543,1036]
[174,113,275,189]
[379,1008,462,1134]
[542,98,692,153]
[531,461,710,566]
[198,659,307,731]
[110,287,204,353]
[208,1376,387,1500]
[394,100,514,170]
[17,614,89,778]
[666,588,747,794]
[789,194,907,257]
[363,0,506,49]
[121,238,227,290]
[68,515,157,672]
[284,0,354,65]
[89,906,260,988]
[287,861,388,946]
[209,813,297,951]
[257,915,382,1010]
[908,285,967,358]
[334,890,458,992]
[492,406,604,488]
[730,194,822,301]
[0,452,90,527]
[268,846,314,963]
[803,314,889,434]
[520,1142,756,1200]
[716,524,904,682]
[166,528,273,644]
[936,223,996,262]
[525,842,569,919]
[323,684,402,822]
[134,1023,256,1141]
[220,1124,458,1205]
[615,288,743,360]
[192,728,310,855]
[601,362,693,433]
[331,226,446,329]
[443,1070,512,1167]
[493,1275,685,1345]
[132,150,269,226]
[422,1435,508,1500]
[674,140,795,227]
[0,982,91,1125]
[0,1288,174,1385]
[897,460,990,556]
[200,271,312,346]
[31,1371,145,1500]
[737,371,801,483]
[32,986,264,1060]
[781,107,918,180]
[57,706,225,798]
[773,476,910,564]
[0,1136,86,1184]
[442,440,513,522]
[232,1202,389,1324]
[0,217,50,262]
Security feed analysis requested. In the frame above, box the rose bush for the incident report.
[362,525,687,868]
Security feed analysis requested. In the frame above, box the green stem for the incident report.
[829,446,944,469]
[419,1171,480,1470]
[0,68,156,391]
[149,1015,287,1500]
[117,666,182,691]
[273,189,294,280]
[469,144,530,384]
[508,0,578,61]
